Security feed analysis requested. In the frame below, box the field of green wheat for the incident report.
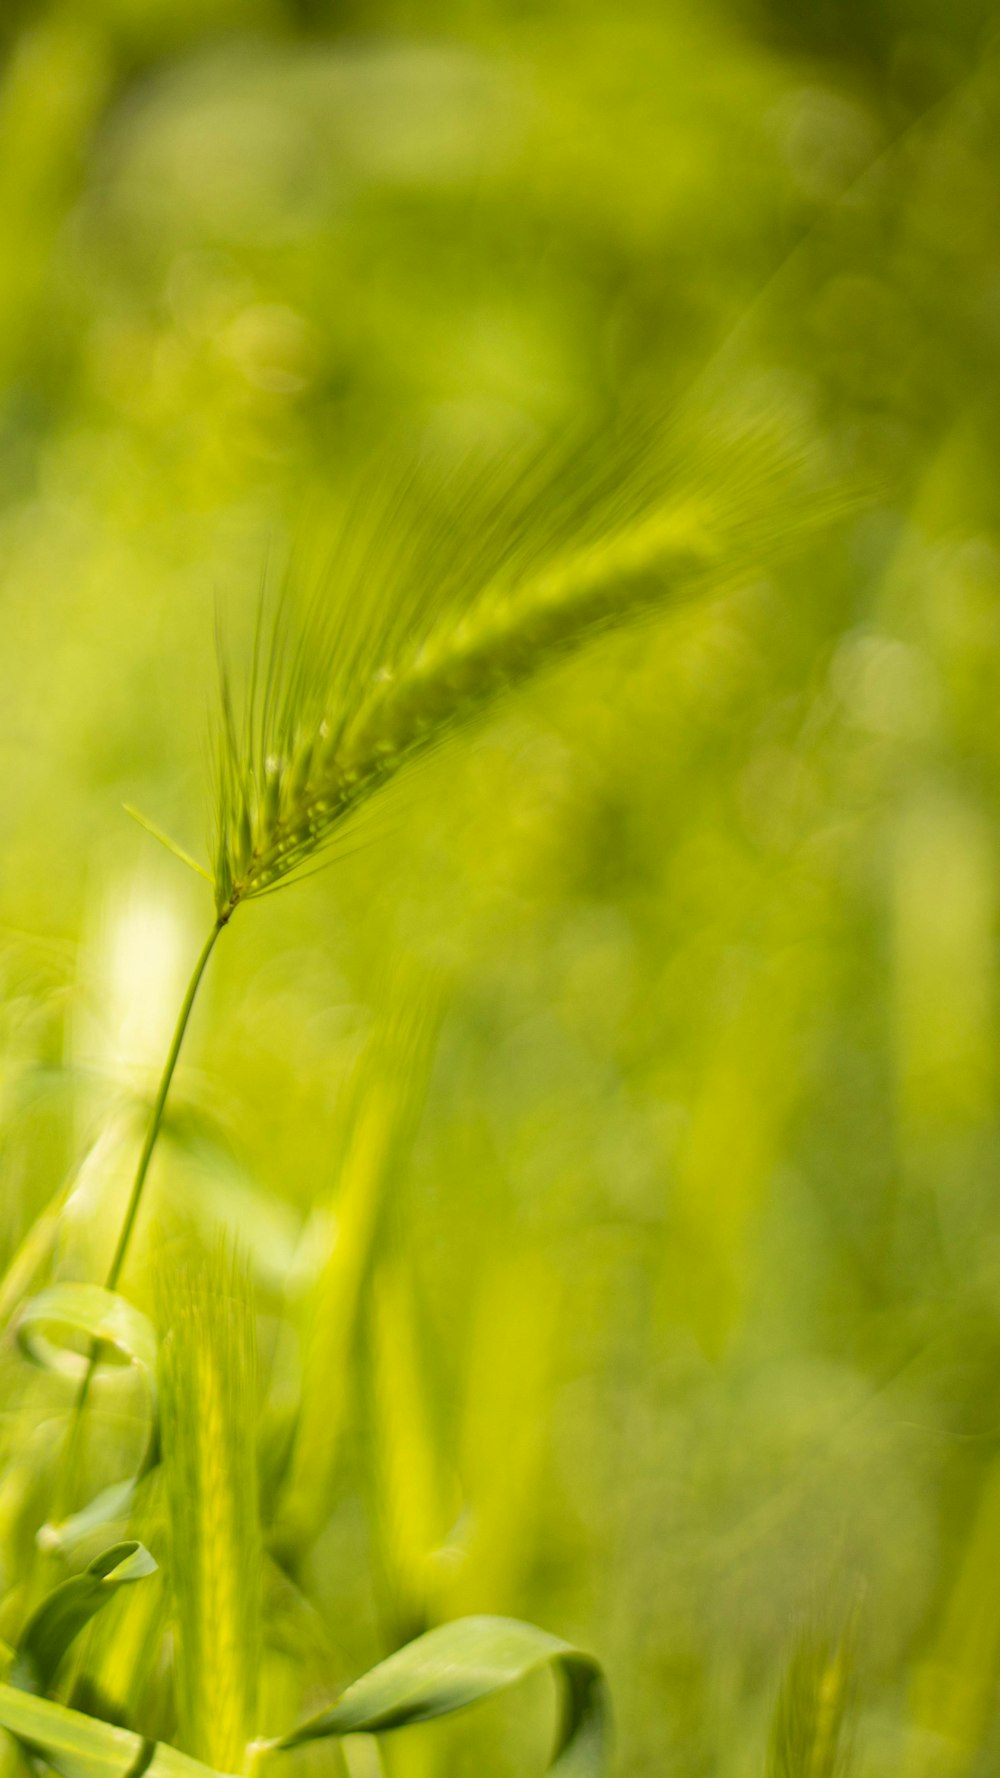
[1,2,1000,1776]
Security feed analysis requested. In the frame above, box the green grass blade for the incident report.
[275,1079,392,1549]
[11,1541,156,1696]
[0,1680,142,1778]
[0,1201,62,1336]
[270,1616,610,1776]
[911,1453,1000,1759]
[275,998,438,1561]
[41,1482,144,1560]
[444,1250,559,1618]
[0,1682,229,1778]
[73,1543,168,1738]
[144,1742,228,1778]
[368,1253,456,1644]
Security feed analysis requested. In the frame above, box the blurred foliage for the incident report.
[2,0,1000,1776]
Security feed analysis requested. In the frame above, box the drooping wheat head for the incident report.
[213,394,851,920]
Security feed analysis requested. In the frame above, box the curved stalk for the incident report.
[51,917,226,1530]
[105,918,225,1291]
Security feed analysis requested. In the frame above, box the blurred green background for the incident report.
[3,0,1000,1774]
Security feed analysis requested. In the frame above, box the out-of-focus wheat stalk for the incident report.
[159,1241,261,1773]
[768,1628,853,1778]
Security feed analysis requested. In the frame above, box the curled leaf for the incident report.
[16,1286,157,1385]
[16,1285,159,1555]
[11,1541,157,1695]
[270,1614,610,1775]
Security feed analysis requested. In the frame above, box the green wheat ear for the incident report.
[768,1626,853,1778]
[158,1238,261,1773]
[212,396,851,917]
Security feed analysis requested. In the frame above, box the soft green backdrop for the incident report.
[2,1,1000,1774]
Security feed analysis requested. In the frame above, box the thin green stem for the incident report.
[49,916,226,1534]
[105,917,225,1291]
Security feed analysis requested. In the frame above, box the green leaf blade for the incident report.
[274,1615,610,1775]
[0,1680,144,1778]
[12,1542,157,1696]
[0,1684,234,1778]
